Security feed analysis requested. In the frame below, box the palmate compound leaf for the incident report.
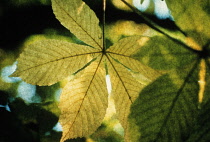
[58,36,160,141]
[128,61,200,142]
[12,36,160,142]
[12,0,161,141]
[51,0,103,49]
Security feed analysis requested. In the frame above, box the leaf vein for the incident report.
[54,0,102,49]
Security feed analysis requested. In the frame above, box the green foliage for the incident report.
[12,39,98,86]
[51,0,103,48]
[127,0,210,141]
[129,64,200,141]
[132,36,197,70]
[90,124,124,142]
[12,0,159,141]
[186,99,210,142]
[167,0,210,42]
[1,0,210,141]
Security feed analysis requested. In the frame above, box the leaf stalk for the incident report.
[103,0,106,53]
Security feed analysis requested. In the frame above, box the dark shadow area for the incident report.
[0,2,65,51]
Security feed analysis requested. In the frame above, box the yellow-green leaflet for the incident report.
[12,0,160,141]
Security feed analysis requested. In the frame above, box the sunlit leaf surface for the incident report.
[11,0,210,141]
[106,36,160,140]
[12,0,159,141]
[59,58,108,141]
[13,40,98,86]
[52,0,103,49]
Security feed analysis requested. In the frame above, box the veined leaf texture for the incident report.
[12,40,99,86]
[51,0,103,49]
[13,0,159,141]
[12,0,210,141]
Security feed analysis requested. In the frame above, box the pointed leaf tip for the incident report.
[51,0,103,49]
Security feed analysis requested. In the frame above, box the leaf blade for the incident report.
[167,0,210,46]
[107,36,149,57]
[186,99,210,142]
[107,56,144,140]
[133,36,197,70]
[185,58,210,141]
[106,36,160,140]
[52,0,103,49]
[59,56,108,141]
[13,39,99,86]
[129,62,200,142]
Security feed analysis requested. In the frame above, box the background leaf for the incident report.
[186,99,210,142]
[185,63,210,141]
[51,0,103,49]
[132,36,197,70]
[59,56,108,141]
[129,61,200,142]
[167,0,210,46]
[13,39,98,86]
[8,98,60,140]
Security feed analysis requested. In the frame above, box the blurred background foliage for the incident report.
[0,0,158,141]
